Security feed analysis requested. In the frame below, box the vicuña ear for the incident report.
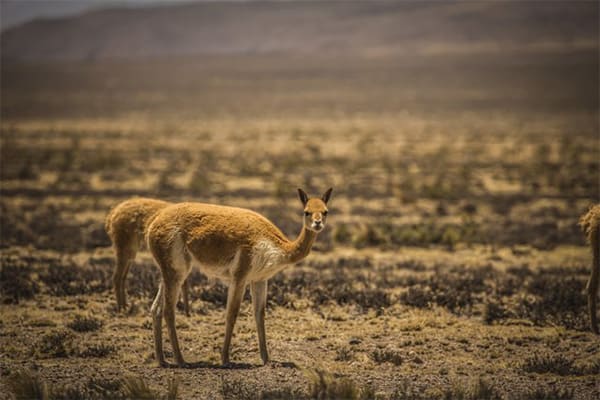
[322,187,333,204]
[297,188,309,206]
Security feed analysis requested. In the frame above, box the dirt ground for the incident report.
[0,245,599,399]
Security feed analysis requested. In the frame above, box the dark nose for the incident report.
[314,220,322,226]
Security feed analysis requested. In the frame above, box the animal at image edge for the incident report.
[146,187,333,367]
[105,198,191,315]
[580,204,600,334]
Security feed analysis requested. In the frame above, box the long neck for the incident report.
[285,225,317,264]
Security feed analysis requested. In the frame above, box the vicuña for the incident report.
[580,204,600,334]
[105,198,190,315]
[146,187,333,367]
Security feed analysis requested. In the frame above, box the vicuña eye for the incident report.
[304,211,311,216]
[323,211,328,216]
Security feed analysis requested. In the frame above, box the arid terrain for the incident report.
[1,1,599,399]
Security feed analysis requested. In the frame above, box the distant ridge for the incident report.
[1,1,597,62]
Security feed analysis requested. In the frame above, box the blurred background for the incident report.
[1,0,598,251]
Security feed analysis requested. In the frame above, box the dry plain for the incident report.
[0,52,599,399]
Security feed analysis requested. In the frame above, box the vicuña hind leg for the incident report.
[113,242,137,312]
[151,282,166,366]
[164,274,188,366]
[251,280,269,365]
[162,239,192,367]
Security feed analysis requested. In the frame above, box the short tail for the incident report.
[105,204,118,241]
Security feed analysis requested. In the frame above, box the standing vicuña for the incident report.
[105,198,190,315]
[146,187,332,367]
[580,204,600,334]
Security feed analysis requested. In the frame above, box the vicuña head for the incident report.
[146,187,333,367]
[299,187,331,233]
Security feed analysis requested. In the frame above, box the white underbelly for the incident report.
[188,240,289,283]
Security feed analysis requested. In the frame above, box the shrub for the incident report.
[39,261,85,296]
[483,299,507,324]
[335,347,354,362]
[78,343,116,358]
[36,330,75,358]
[351,224,389,248]
[400,286,433,308]
[371,348,403,366]
[0,257,39,303]
[67,315,103,332]
[332,224,353,245]
[521,353,575,376]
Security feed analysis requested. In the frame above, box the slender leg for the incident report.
[251,280,269,365]
[121,258,134,310]
[150,282,166,366]
[222,279,247,365]
[182,277,190,317]
[112,252,125,312]
[113,243,136,312]
[588,228,599,334]
[164,275,187,366]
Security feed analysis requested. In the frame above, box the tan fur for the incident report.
[146,188,332,367]
[580,204,600,334]
[105,198,190,315]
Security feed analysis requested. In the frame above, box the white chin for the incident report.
[311,225,323,232]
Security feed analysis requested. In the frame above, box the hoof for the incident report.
[175,359,189,368]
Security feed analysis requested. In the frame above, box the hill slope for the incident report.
[1,1,597,61]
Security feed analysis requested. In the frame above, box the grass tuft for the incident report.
[442,378,501,400]
[306,369,363,400]
[122,376,158,400]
